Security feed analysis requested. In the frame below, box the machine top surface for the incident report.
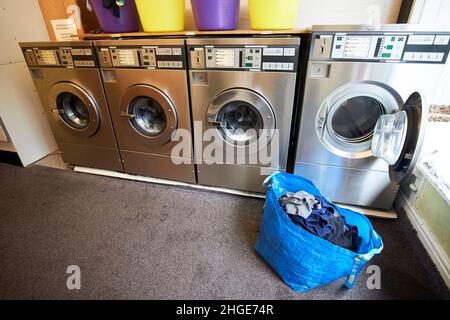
[19,41,93,48]
[93,38,185,47]
[186,37,300,46]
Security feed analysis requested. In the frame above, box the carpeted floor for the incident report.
[0,163,448,300]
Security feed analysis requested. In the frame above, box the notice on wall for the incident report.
[50,18,79,41]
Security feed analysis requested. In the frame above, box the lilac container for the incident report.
[191,0,240,31]
[91,0,139,33]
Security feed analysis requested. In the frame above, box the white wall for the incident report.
[184,0,402,30]
[0,0,57,165]
[409,0,450,105]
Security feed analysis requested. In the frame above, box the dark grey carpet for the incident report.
[0,164,448,300]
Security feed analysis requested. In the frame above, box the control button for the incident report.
[428,52,438,61]
[282,63,289,70]
[436,52,444,62]
[403,52,414,61]
[434,35,450,46]
[156,48,172,55]
[84,49,92,56]
[157,61,164,68]
[176,61,183,68]
[172,48,182,55]
[262,62,269,70]
[288,63,294,70]
[420,52,430,61]
[412,52,422,60]
[167,61,174,68]
[283,48,296,56]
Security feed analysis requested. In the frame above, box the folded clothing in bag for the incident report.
[280,191,362,252]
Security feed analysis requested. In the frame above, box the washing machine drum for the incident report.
[129,96,167,137]
[48,82,100,137]
[207,88,276,145]
[120,84,178,146]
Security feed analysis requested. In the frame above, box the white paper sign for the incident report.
[50,18,79,41]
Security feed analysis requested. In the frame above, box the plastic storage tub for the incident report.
[135,0,185,32]
[91,0,139,33]
[249,0,299,30]
[191,0,240,31]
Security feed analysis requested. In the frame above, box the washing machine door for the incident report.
[371,92,427,184]
[318,82,403,159]
[207,88,276,149]
[120,84,178,146]
[48,82,100,137]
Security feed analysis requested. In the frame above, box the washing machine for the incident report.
[20,41,123,171]
[94,39,195,183]
[294,25,450,209]
[187,37,301,193]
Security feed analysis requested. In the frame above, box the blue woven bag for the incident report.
[255,172,383,292]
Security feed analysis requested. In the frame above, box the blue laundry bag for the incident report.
[255,172,383,292]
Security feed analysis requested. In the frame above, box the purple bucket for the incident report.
[91,0,139,33]
[191,0,240,31]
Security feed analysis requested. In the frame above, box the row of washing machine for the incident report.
[20,37,301,194]
[20,25,450,210]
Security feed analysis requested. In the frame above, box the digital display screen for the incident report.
[343,36,372,58]
[38,50,59,65]
[215,49,235,67]
[116,49,136,66]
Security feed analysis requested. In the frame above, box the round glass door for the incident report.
[56,92,90,129]
[331,96,384,142]
[120,85,178,146]
[128,96,167,137]
[318,81,403,159]
[207,89,276,147]
[216,101,264,143]
[48,82,100,137]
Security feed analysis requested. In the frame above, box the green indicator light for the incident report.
[386,45,393,50]
[391,37,396,41]
[245,63,253,67]
[382,53,391,58]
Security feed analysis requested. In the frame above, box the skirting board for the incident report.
[397,192,450,290]
[74,166,399,219]
[74,166,266,199]
[336,203,398,220]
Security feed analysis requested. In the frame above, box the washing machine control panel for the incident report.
[96,46,186,69]
[21,46,96,68]
[312,32,450,64]
[188,45,299,72]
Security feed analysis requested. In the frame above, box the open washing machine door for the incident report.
[371,92,428,184]
[48,82,100,137]
[119,84,178,146]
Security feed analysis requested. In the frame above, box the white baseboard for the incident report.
[398,192,450,290]
[74,166,266,199]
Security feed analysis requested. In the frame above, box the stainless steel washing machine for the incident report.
[294,25,450,209]
[20,41,123,171]
[187,37,301,193]
[94,39,195,183]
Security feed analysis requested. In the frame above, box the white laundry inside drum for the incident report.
[371,111,408,165]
